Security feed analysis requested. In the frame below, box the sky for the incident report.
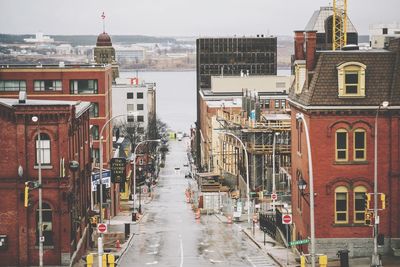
[0,0,399,37]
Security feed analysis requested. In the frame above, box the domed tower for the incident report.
[94,32,119,81]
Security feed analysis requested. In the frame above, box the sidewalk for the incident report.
[73,201,146,267]
[214,213,299,267]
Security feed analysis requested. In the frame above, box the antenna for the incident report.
[101,12,106,33]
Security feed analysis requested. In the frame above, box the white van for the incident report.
[176,131,183,141]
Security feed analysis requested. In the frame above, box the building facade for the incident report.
[0,63,122,216]
[0,97,91,266]
[93,32,119,81]
[289,33,400,258]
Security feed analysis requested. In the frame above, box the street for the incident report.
[118,139,277,267]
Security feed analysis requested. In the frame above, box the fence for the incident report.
[259,212,276,238]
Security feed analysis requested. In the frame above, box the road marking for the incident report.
[204,249,214,253]
[147,251,158,255]
[146,261,158,265]
[209,259,224,263]
[149,244,160,248]
[180,238,184,267]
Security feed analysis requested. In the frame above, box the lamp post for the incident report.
[372,101,389,267]
[32,116,43,267]
[272,132,280,213]
[133,139,161,215]
[222,132,251,227]
[98,113,135,267]
[295,112,316,267]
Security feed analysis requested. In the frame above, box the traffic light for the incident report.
[381,193,387,210]
[365,211,372,226]
[365,193,371,210]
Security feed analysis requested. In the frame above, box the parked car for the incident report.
[176,131,183,141]
[185,172,192,179]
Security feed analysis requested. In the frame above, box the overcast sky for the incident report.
[0,0,399,36]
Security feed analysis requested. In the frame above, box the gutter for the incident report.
[289,99,400,110]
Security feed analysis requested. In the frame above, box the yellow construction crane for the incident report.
[333,0,347,50]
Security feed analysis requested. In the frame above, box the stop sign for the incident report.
[271,193,278,201]
[282,214,292,224]
[97,223,107,233]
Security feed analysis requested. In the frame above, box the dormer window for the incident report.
[337,62,366,98]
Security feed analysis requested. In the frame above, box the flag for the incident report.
[101,12,105,19]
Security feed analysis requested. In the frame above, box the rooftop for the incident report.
[0,63,111,70]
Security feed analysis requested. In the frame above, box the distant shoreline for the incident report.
[120,68,195,72]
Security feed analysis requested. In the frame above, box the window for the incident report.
[263,99,270,109]
[89,103,99,118]
[36,203,53,246]
[138,127,145,134]
[336,129,348,161]
[337,62,366,97]
[137,104,144,111]
[297,121,302,154]
[274,100,280,109]
[34,80,62,91]
[0,80,26,91]
[127,104,134,112]
[354,186,367,223]
[354,129,366,161]
[281,100,286,109]
[36,133,51,165]
[70,80,98,94]
[137,92,144,99]
[91,125,99,140]
[92,148,100,163]
[137,115,144,122]
[335,186,348,223]
[127,116,135,123]
[127,92,133,99]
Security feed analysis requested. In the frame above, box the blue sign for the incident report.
[91,170,111,191]
[91,170,111,182]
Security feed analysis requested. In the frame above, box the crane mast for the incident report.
[333,0,348,50]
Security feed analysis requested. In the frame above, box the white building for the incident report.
[370,22,400,48]
[112,78,156,137]
[24,32,54,43]
[55,44,73,55]
[115,45,146,62]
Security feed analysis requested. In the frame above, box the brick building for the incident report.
[289,32,400,258]
[0,63,121,216]
[0,97,91,265]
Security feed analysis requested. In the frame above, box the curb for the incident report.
[241,229,284,267]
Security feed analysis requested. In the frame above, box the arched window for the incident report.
[36,133,51,165]
[335,186,348,224]
[354,129,366,161]
[337,62,366,97]
[36,203,53,246]
[335,129,348,161]
[354,186,367,223]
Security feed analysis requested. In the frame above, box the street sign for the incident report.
[289,239,310,246]
[91,170,111,191]
[97,223,107,234]
[282,214,292,224]
[110,158,126,184]
[271,193,278,201]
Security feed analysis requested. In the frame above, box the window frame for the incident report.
[137,104,144,111]
[137,115,144,122]
[353,129,366,161]
[35,133,51,165]
[91,125,99,140]
[137,92,144,99]
[335,129,348,161]
[354,186,367,223]
[337,62,366,98]
[335,186,348,224]
[0,80,26,92]
[127,104,134,112]
[127,92,134,99]
[70,79,98,94]
[34,80,62,91]
[89,102,99,118]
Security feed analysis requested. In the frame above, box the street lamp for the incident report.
[272,132,280,213]
[221,132,251,227]
[32,115,43,267]
[295,112,316,267]
[98,112,136,267]
[372,101,389,267]
[133,139,161,215]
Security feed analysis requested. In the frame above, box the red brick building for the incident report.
[289,33,400,258]
[0,63,121,216]
[0,97,91,265]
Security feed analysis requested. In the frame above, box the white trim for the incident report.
[289,99,400,110]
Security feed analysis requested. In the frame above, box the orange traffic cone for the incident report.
[116,239,121,249]
[195,209,201,219]
[227,216,232,224]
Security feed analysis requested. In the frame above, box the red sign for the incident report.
[271,193,278,201]
[97,223,107,233]
[282,214,292,224]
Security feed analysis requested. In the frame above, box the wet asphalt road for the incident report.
[119,140,277,267]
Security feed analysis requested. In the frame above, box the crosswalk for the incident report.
[246,255,277,267]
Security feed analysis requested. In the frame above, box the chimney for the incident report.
[294,31,305,60]
[305,31,317,71]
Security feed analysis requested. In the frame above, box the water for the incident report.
[120,71,196,134]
